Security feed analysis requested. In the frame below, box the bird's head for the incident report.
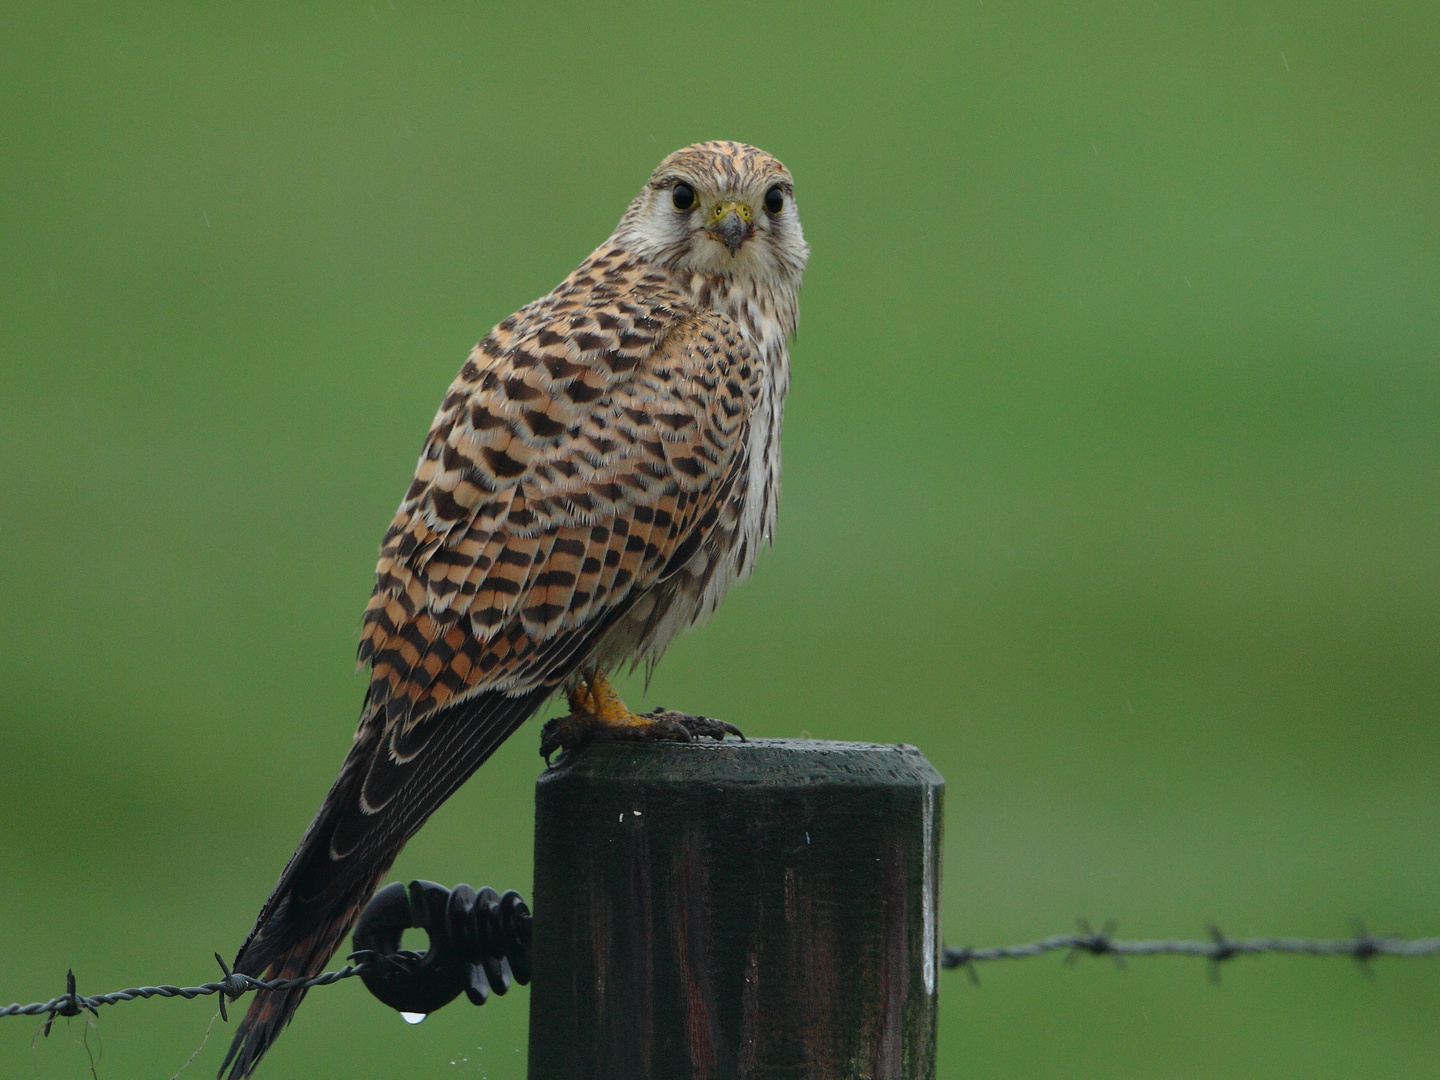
[616,141,809,286]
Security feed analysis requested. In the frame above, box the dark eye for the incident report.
[672,182,696,212]
[764,185,784,214]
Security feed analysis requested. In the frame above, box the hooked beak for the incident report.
[707,200,754,255]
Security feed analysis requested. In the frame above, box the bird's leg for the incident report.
[540,669,743,761]
[566,669,646,730]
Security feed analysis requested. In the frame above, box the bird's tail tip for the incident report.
[218,891,373,1079]
[218,950,315,1079]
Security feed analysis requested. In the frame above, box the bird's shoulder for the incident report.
[407,243,758,519]
[454,249,740,435]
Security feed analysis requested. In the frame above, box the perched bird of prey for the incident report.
[220,141,809,1077]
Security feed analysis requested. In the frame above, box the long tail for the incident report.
[219,686,549,1078]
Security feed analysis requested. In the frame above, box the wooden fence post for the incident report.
[527,738,944,1080]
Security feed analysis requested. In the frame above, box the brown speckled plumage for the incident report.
[221,142,808,1077]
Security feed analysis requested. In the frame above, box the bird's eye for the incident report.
[764,185,784,214]
[672,183,696,212]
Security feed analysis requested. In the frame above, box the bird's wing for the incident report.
[362,288,757,711]
[306,286,758,891]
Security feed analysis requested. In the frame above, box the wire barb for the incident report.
[41,970,98,1037]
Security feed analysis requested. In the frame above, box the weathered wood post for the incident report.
[527,738,944,1080]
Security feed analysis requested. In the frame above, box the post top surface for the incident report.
[537,737,943,789]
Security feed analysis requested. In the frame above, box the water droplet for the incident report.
[400,1011,427,1025]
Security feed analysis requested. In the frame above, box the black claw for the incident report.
[540,709,744,761]
[653,714,695,743]
[647,710,746,743]
[539,714,585,762]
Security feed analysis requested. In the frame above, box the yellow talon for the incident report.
[541,670,743,762]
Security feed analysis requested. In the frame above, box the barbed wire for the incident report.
[942,922,1440,983]
[6,926,1438,1033]
[0,953,377,1032]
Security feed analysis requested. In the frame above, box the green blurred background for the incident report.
[3,2,1437,1077]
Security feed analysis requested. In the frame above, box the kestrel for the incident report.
[221,141,809,1076]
